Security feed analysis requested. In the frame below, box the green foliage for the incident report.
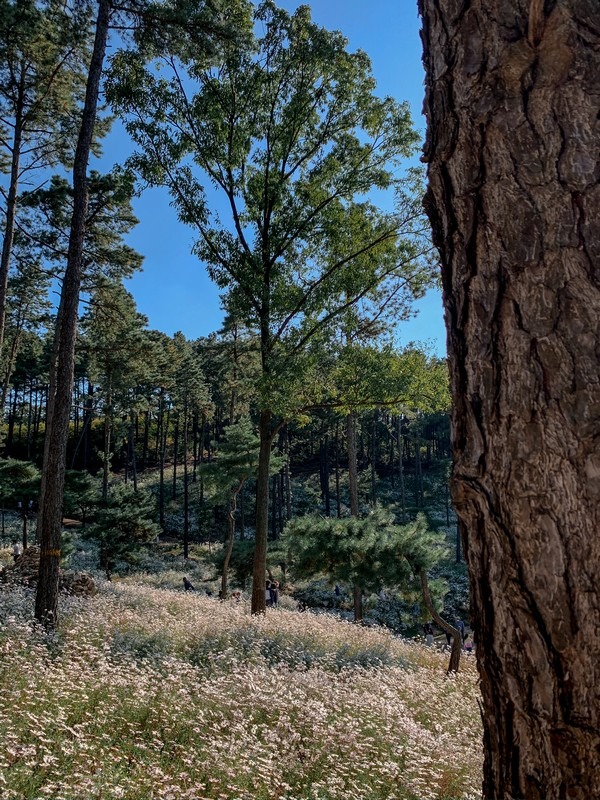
[106,1,434,417]
[81,280,154,412]
[201,417,259,502]
[0,0,92,173]
[283,509,449,596]
[63,470,100,523]
[171,332,212,415]
[210,539,255,586]
[0,458,40,505]
[82,484,160,577]
[21,170,143,287]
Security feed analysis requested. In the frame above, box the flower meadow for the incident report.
[0,582,482,800]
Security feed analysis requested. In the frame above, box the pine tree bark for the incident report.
[419,2,600,797]
[35,0,111,627]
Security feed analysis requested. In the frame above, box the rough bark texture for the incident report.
[35,0,111,627]
[419,1,600,797]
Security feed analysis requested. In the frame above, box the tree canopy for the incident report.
[107,0,436,612]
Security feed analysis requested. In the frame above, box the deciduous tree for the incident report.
[108,1,432,613]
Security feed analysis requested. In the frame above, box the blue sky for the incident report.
[104,0,446,356]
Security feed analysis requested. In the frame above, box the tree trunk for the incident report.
[172,413,179,500]
[222,480,244,600]
[141,409,149,472]
[251,409,273,614]
[398,415,406,523]
[334,420,341,517]
[270,474,277,540]
[159,406,169,528]
[239,483,245,539]
[283,426,292,522]
[370,412,377,505]
[182,403,189,559]
[419,2,600,796]
[278,469,284,533]
[413,422,422,509]
[0,89,23,362]
[346,412,363,623]
[129,417,137,491]
[192,410,198,482]
[419,569,462,674]
[352,583,363,625]
[35,0,111,627]
[102,384,112,501]
[346,412,359,517]
[319,435,331,515]
[83,381,93,471]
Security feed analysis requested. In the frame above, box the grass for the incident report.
[0,577,482,800]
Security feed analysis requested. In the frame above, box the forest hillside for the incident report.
[0,554,481,800]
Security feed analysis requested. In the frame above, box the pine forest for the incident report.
[1,1,598,799]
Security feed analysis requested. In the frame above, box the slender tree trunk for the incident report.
[0,327,22,425]
[17,391,23,447]
[278,470,284,533]
[346,412,359,517]
[33,382,43,458]
[370,412,377,505]
[129,417,137,491]
[171,413,179,500]
[414,422,422,509]
[102,385,112,501]
[199,412,206,464]
[83,382,93,471]
[0,89,23,362]
[239,483,245,540]
[73,379,79,440]
[222,480,244,599]
[6,388,17,454]
[319,435,331,515]
[346,412,362,623]
[26,381,33,459]
[352,584,363,625]
[420,2,600,796]
[35,0,111,627]
[389,420,395,489]
[251,409,273,614]
[398,416,406,522]
[141,410,149,472]
[192,410,198,482]
[283,426,292,522]
[21,510,28,552]
[182,403,189,559]
[419,570,461,674]
[270,474,277,540]
[335,420,341,517]
[159,407,169,528]
[154,396,162,463]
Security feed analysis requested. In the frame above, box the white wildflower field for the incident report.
[0,583,482,800]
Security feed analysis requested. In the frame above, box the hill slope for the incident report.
[0,582,482,800]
